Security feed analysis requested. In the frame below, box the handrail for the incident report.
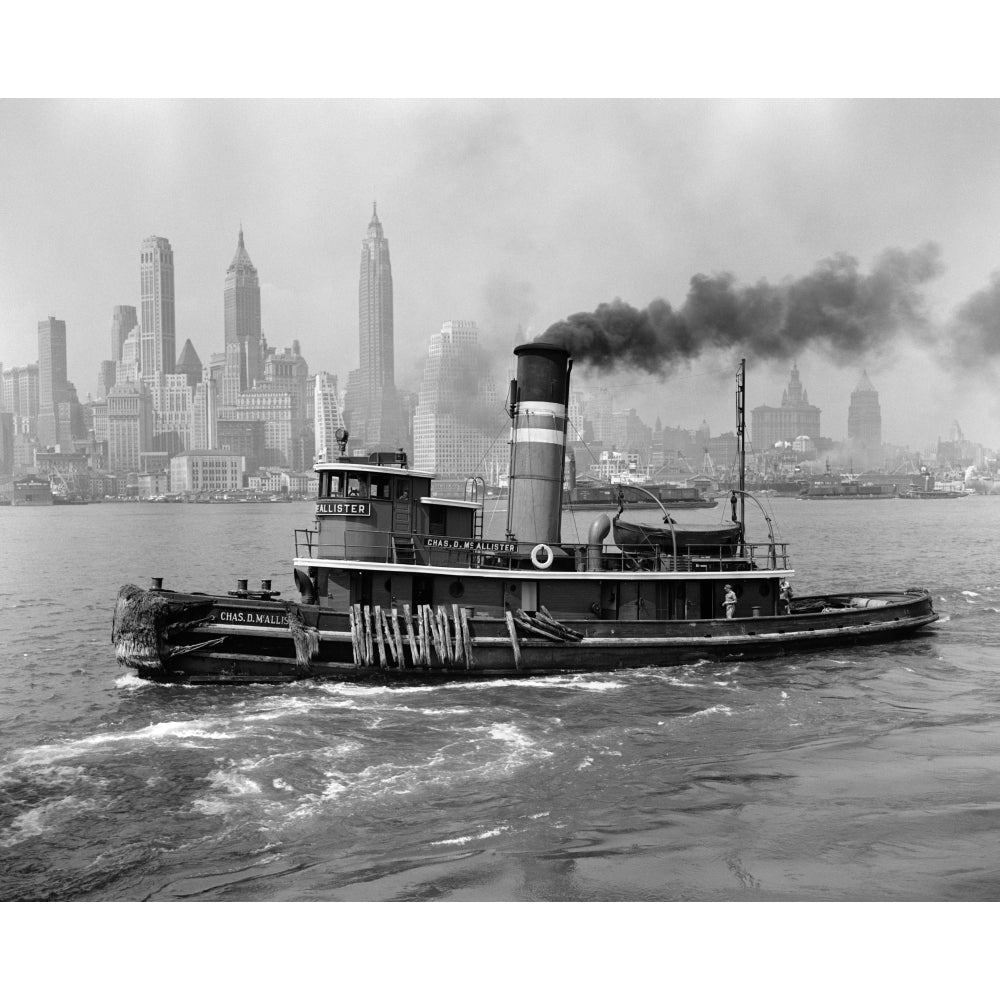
[295,526,789,572]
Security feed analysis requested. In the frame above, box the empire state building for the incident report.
[224,226,262,391]
[345,204,404,454]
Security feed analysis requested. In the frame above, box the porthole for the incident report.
[449,580,464,598]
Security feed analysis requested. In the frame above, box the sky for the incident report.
[3,20,1000,459]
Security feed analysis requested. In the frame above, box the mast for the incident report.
[737,358,746,551]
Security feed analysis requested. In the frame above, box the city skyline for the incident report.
[5,100,1000,454]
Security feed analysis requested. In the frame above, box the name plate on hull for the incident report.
[215,607,289,627]
[426,537,516,553]
[316,500,372,516]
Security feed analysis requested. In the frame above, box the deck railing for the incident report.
[294,528,790,572]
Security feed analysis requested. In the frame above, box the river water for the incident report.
[1,495,999,903]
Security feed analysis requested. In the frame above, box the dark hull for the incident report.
[114,588,938,685]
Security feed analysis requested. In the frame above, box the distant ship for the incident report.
[799,480,897,500]
[563,480,717,511]
[12,476,54,506]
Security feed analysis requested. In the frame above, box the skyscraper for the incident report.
[139,236,176,376]
[111,305,138,363]
[224,227,262,391]
[412,321,506,481]
[751,363,822,448]
[847,371,882,458]
[314,372,346,461]
[359,203,394,392]
[345,204,404,454]
[37,316,69,447]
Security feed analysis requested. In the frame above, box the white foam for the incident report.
[430,824,510,846]
[0,795,97,848]
[689,705,734,719]
[114,673,154,689]
[205,768,262,796]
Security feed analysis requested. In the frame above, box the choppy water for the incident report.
[1,496,999,901]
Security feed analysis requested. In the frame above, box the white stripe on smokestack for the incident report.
[506,342,572,549]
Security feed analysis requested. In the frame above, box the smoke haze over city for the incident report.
[4,96,1000,451]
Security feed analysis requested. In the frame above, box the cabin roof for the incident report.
[314,462,434,480]
[419,496,481,509]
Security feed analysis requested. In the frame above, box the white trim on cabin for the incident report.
[293,556,795,583]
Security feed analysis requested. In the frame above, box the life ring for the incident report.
[530,543,554,570]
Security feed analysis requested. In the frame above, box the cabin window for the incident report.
[369,474,393,500]
[346,474,369,497]
[395,479,410,502]
[427,504,447,535]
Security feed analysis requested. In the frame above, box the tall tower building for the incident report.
[847,371,882,458]
[37,316,68,447]
[360,203,394,395]
[224,227,262,391]
[111,305,138,362]
[139,236,176,376]
[344,204,404,454]
[751,362,822,449]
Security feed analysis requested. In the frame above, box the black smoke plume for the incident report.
[949,271,1000,366]
[539,244,943,373]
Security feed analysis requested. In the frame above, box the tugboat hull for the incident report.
[114,586,938,685]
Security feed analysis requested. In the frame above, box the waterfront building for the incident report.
[248,468,315,494]
[106,381,153,473]
[139,235,176,376]
[314,371,346,461]
[750,363,822,449]
[111,305,138,362]
[412,321,506,482]
[233,385,294,467]
[1,364,39,430]
[344,204,406,454]
[146,372,194,456]
[0,412,13,478]
[224,227,262,391]
[217,418,266,474]
[137,470,170,497]
[169,449,245,494]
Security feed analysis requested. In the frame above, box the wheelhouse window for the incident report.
[346,474,369,497]
[369,474,393,500]
[320,471,370,497]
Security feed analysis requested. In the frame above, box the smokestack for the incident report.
[506,342,572,548]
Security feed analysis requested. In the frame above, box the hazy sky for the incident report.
[3,98,1000,455]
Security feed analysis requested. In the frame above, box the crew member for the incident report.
[723,584,737,619]
[779,579,793,615]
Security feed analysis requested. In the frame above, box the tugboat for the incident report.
[113,343,938,684]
